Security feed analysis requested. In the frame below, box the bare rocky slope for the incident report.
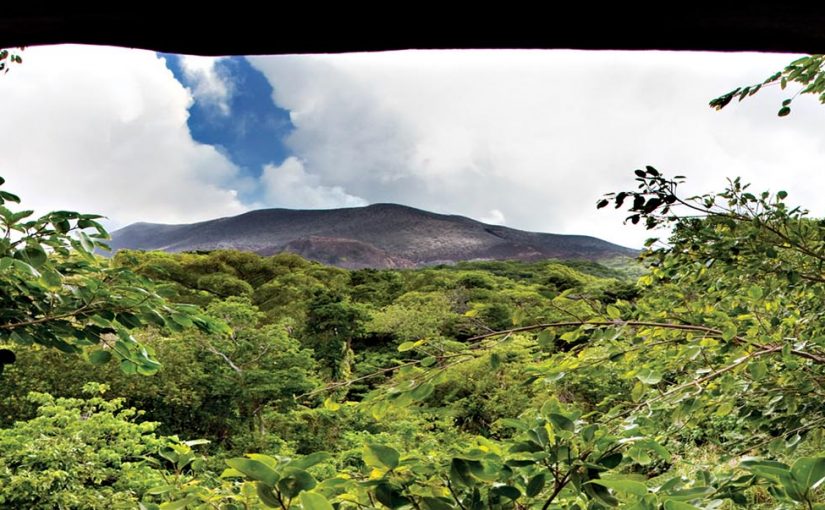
[110,204,637,269]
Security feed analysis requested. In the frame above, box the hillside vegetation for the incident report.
[2,52,825,509]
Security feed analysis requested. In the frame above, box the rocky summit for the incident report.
[110,203,637,269]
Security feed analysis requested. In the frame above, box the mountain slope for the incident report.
[110,204,637,268]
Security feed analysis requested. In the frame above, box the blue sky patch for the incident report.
[162,54,294,201]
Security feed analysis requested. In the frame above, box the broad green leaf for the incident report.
[257,482,282,508]
[422,497,454,510]
[665,486,716,500]
[278,468,317,498]
[741,459,790,483]
[526,473,546,497]
[587,479,648,496]
[491,485,521,500]
[599,452,623,469]
[226,458,280,487]
[791,456,825,490]
[779,470,806,502]
[364,444,400,470]
[548,413,574,432]
[635,368,662,385]
[145,485,175,495]
[288,452,331,470]
[12,258,40,277]
[410,382,434,401]
[374,483,411,509]
[88,350,112,366]
[301,492,333,510]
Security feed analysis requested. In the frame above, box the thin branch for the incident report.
[201,340,242,373]
[467,321,825,364]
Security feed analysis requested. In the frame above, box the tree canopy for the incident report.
[0,177,227,375]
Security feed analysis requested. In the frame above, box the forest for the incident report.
[1,53,825,509]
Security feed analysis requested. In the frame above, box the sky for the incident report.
[2,45,825,248]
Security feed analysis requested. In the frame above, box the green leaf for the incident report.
[665,486,716,500]
[364,444,400,470]
[40,267,62,287]
[88,350,112,366]
[526,473,546,497]
[598,453,623,469]
[748,285,764,300]
[587,479,648,496]
[791,456,825,491]
[450,458,474,487]
[606,304,621,319]
[422,497,454,510]
[278,468,317,498]
[749,361,768,380]
[779,470,806,501]
[225,458,280,487]
[583,477,619,507]
[491,485,521,501]
[301,492,333,510]
[288,452,331,470]
[160,497,199,510]
[548,413,574,432]
[374,482,411,509]
[257,482,282,508]
[145,484,175,495]
[741,459,790,483]
[398,341,416,352]
[410,382,434,401]
[12,258,40,277]
[635,368,662,385]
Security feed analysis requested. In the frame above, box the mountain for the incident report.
[110,204,637,269]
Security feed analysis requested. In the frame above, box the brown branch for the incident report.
[468,321,825,364]
[1,303,95,329]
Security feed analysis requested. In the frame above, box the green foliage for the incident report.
[710,54,825,116]
[0,384,163,509]
[0,48,23,74]
[366,291,456,342]
[302,290,367,381]
[0,178,227,376]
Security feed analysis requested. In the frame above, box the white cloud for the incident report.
[261,157,367,209]
[480,209,506,225]
[249,50,825,248]
[179,55,232,115]
[0,44,248,229]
